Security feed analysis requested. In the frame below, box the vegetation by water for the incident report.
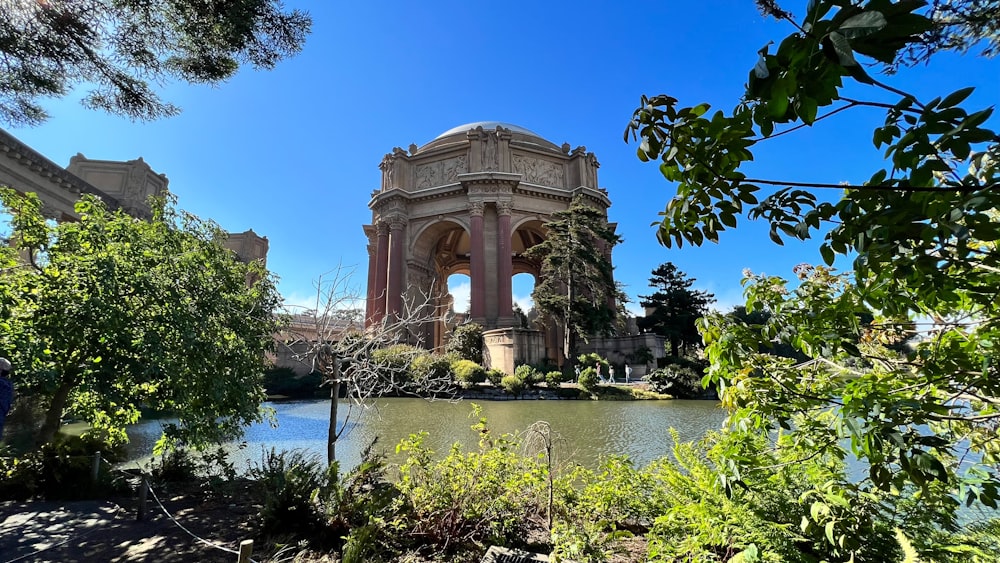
[12,405,998,562]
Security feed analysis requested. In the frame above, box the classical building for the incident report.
[0,128,267,264]
[364,122,617,370]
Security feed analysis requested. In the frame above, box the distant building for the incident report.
[0,128,267,264]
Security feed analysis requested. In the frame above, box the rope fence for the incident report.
[0,452,258,563]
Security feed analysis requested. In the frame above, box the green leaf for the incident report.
[820,244,835,266]
[798,96,819,125]
[827,32,857,66]
[838,11,888,38]
[939,87,975,109]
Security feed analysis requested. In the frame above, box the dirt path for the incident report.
[0,494,259,563]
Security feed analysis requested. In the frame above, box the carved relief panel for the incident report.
[512,154,564,187]
[415,156,468,189]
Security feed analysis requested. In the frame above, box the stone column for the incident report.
[469,201,486,320]
[497,200,514,322]
[372,221,390,324]
[365,235,377,323]
[387,216,406,319]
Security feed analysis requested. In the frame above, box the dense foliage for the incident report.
[446,322,485,363]
[627,0,1000,549]
[637,262,715,357]
[0,0,311,126]
[0,191,283,450]
[525,195,623,368]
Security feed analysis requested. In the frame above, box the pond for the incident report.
[125,398,728,472]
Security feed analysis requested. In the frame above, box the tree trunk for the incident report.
[37,379,76,446]
[563,268,574,364]
[670,336,680,358]
[327,358,340,465]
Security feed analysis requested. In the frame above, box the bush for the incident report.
[485,368,505,387]
[446,322,484,363]
[395,409,548,552]
[577,353,608,371]
[500,375,525,396]
[646,357,709,398]
[577,367,599,393]
[250,448,327,537]
[514,364,542,387]
[372,344,424,385]
[0,448,41,501]
[545,370,567,388]
[452,359,486,387]
[409,352,455,384]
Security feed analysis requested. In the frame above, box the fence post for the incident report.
[237,539,253,563]
[137,475,149,521]
[91,451,101,484]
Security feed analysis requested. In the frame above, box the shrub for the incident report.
[372,344,423,385]
[485,368,505,387]
[645,357,708,398]
[249,448,326,537]
[395,408,548,552]
[33,432,127,500]
[446,322,484,363]
[452,359,487,387]
[514,364,542,387]
[409,352,455,384]
[500,374,525,396]
[545,370,566,388]
[0,449,41,501]
[577,367,599,393]
[577,353,608,371]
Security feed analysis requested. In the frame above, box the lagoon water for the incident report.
[126,398,727,472]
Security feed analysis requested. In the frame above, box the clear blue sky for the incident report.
[8,1,999,315]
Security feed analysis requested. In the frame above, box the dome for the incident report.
[419,121,561,153]
[434,121,541,139]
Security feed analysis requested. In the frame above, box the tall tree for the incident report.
[637,262,715,357]
[525,195,622,369]
[627,0,1000,547]
[0,190,284,449]
[0,0,311,126]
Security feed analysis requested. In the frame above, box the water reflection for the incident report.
[126,398,728,473]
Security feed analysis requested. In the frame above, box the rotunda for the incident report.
[363,122,615,360]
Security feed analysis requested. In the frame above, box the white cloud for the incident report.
[449,280,470,313]
[514,293,533,312]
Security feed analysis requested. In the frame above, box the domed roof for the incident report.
[420,121,561,152]
[433,121,541,139]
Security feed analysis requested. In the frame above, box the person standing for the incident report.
[595,362,604,384]
[624,363,633,384]
[0,358,13,440]
[608,364,615,384]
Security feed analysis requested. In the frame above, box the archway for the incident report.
[511,272,535,329]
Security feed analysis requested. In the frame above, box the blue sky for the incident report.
[8,1,999,315]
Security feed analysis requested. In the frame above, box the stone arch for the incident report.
[364,122,615,370]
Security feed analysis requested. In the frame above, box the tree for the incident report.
[524,195,622,369]
[0,0,311,126]
[445,322,484,363]
[627,0,1000,546]
[286,266,452,463]
[0,190,283,449]
[637,262,715,357]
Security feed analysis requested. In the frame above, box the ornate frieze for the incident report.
[415,156,468,189]
[512,154,564,187]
